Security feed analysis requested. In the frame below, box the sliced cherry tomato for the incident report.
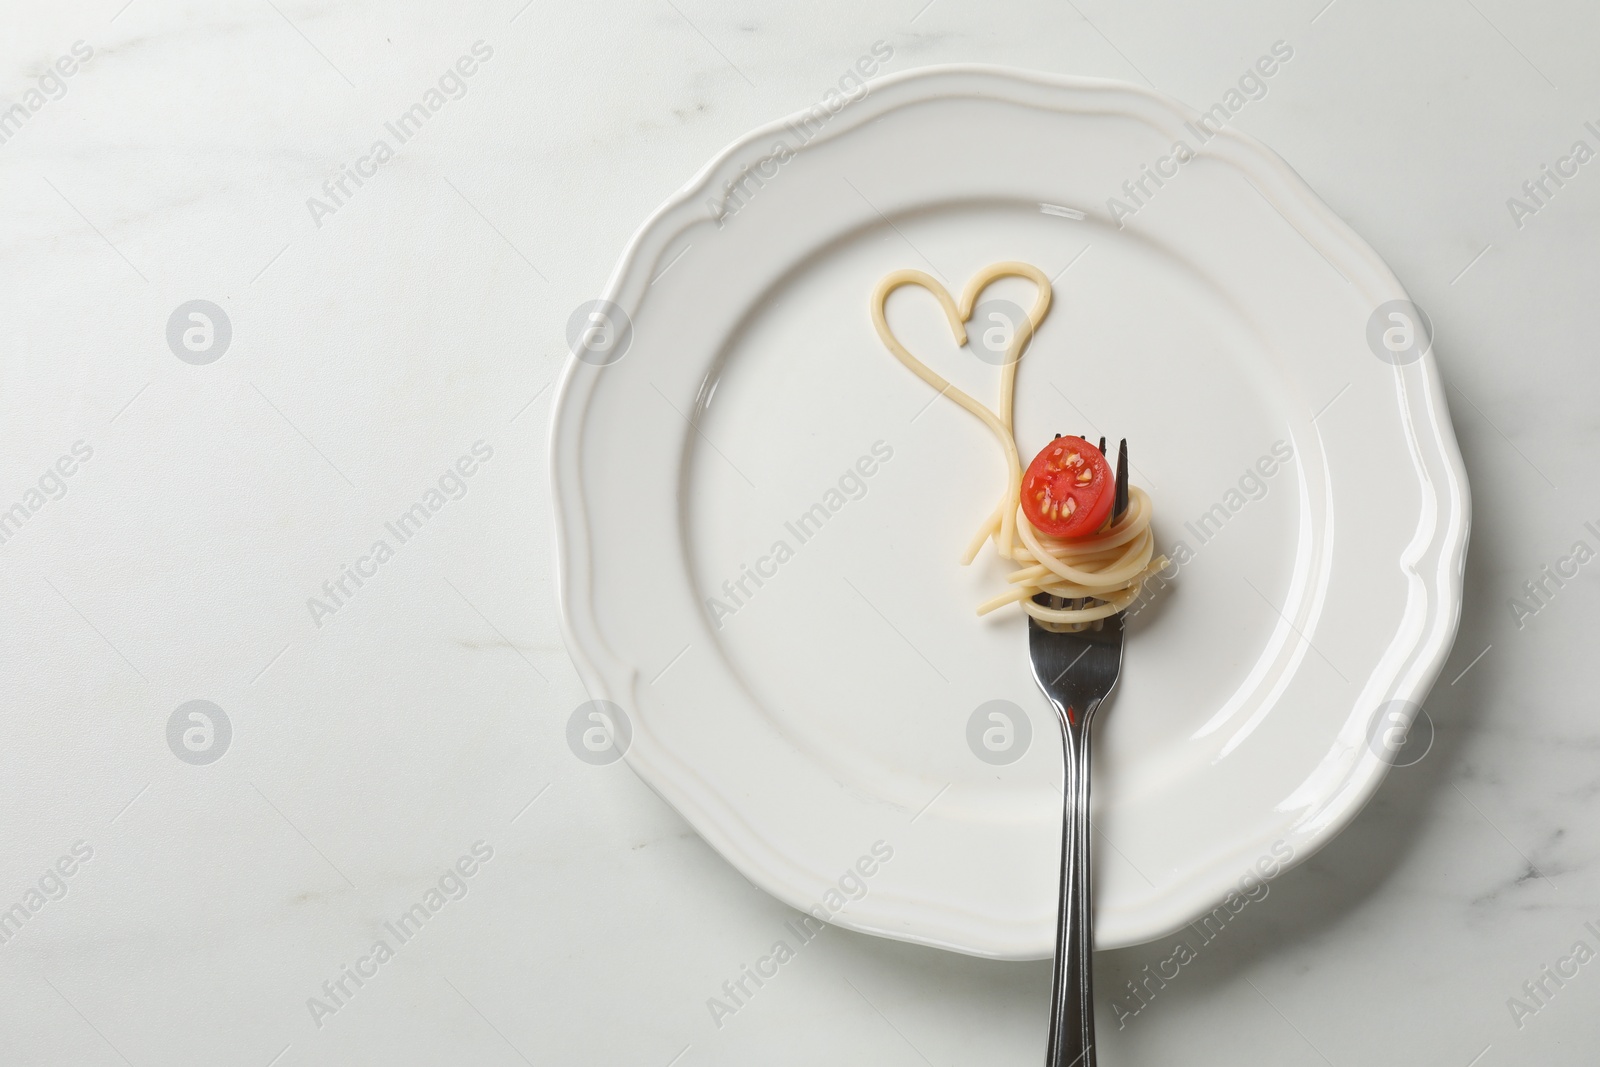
[1021,435,1114,539]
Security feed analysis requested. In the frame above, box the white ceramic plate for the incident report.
[551,67,1468,958]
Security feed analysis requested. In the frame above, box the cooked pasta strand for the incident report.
[871,262,1167,629]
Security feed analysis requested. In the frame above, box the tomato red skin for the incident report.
[1021,436,1114,539]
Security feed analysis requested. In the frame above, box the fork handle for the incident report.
[1046,711,1096,1067]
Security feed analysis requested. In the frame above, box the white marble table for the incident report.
[2,0,1595,1063]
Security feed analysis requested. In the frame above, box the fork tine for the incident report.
[1114,438,1129,521]
[1097,436,1106,455]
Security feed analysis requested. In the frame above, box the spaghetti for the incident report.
[870,261,1167,630]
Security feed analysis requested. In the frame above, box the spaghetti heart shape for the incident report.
[870,259,1164,628]
[870,261,1053,552]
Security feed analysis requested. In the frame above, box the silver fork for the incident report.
[1027,438,1129,1067]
